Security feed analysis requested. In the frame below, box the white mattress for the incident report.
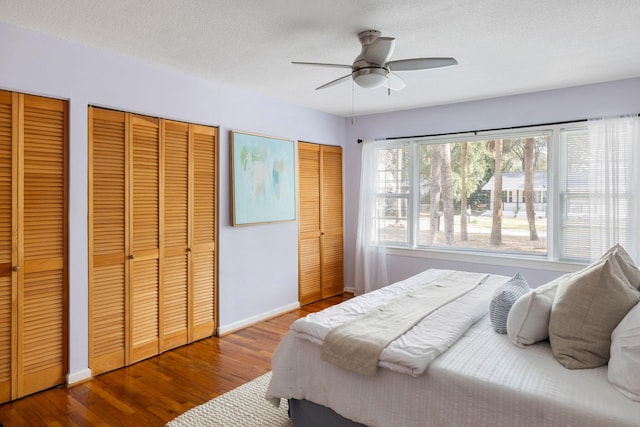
[267,309,640,426]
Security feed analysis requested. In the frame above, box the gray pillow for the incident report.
[490,272,529,334]
[549,253,640,369]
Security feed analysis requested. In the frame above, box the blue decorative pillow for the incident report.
[490,273,530,334]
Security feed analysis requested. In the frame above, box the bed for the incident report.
[266,266,640,427]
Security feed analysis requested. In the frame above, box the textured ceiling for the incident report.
[1,0,640,117]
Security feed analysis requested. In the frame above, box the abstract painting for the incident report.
[230,130,296,225]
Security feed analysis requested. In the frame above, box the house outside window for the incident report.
[370,122,629,263]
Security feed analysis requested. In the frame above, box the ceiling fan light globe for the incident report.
[352,67,388,88]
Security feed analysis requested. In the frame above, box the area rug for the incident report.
[167,371,291,427]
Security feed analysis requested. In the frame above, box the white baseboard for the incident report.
[217,301,300,336]
[344,286,355,294]
[67,368,92,386]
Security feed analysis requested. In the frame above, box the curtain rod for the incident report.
[373,119,586,143]
[357,114,639,143]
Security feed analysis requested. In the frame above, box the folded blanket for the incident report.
[291,269,509,376]
[321,271,488,376]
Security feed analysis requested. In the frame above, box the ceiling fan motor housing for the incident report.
[352,66,389,88]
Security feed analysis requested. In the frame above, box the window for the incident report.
[558,128,591,261]
[371,120,638,262]
[376,145,409,245]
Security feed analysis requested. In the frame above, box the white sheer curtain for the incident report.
[354,140,389,295]
[587,115,640,261]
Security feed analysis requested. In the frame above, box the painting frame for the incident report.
[230,130,296,226]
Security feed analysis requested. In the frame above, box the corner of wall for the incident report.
[217,301,300,336]
[67,368,93,386]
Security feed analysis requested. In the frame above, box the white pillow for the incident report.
[506,277,560,347]
[609,302,640,401]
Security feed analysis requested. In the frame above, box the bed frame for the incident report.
[289,399,365,427]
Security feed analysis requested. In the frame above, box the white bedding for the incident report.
[293,269,507,376]
[266,269,640,427]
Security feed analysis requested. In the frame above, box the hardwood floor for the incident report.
[0,295,352,426]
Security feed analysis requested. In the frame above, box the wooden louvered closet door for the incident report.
[0,91,14,403]
[190,124,216,341]
[298,142,343,305]
[88,108,127,375]
[20,94,68,397]
[161,120,189,351]
[129,115,160,364]
[298,142,322,305]
[0,90,68,403]
[89,107,217,374]
[320,145,343,298]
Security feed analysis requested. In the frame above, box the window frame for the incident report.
[375,122,596,269]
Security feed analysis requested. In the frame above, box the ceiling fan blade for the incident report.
[292,61,352,69]
[384,72,406,91]
[387,57,458,71]
[316,74,352,90]
[364,37,395,65]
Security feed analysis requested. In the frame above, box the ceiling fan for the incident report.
[293,30,458,91]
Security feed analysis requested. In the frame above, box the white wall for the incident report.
[0,22,346,383]
[344,77,640,289]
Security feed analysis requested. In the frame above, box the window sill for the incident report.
[386,247,585,273]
